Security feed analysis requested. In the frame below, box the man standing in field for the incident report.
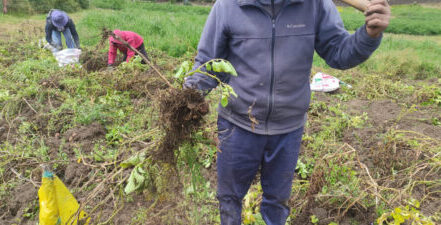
[184,0,390,224]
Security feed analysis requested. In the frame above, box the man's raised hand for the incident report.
[365,0,391,38]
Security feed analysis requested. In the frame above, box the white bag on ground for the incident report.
[310,72,340,92]
[53,48,82,67]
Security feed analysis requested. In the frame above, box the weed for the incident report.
[319,155,362,207]
[306,103,368,153]
[296,158,314,179]
[355,74,413,100]
[105,125,128,146]
[242,184,266,225]
[310,214,319,224]
[370,129,420,176]
[431,117,440,126]
[377,199,435,225]
[414,85,441,106]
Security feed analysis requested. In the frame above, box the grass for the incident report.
[76,2,441,57]
[77,2,210,57]
[3,2,441,58]
[339,4,441,35]
[313,33,441,81]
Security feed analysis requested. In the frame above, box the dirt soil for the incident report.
[2,16,440,225]
[106,68,168,98]
[156,88,209,164]
[0,27,199,223]
[46,122,107,159]
[2,183,38,225]
[300,92,441,224]
[80,48,109,72]
[0,119,15,144]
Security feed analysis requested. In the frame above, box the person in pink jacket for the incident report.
[108,29,148,67]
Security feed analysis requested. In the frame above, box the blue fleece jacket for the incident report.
[185,0,382,135]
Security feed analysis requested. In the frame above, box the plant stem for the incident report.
[197,71,223,85]
[107,31,174,89]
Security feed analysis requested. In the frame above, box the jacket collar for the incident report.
[238,0,303,7]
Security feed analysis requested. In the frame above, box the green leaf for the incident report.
[124,170,137,194]
[206,63,212,71]
[221,96,228,107]
[120,152,146,168]
[133,167,146,183]
[243,210,256,224]
[209,60,237,76]
[211,60,222,73]
[174,67,184,79]
[409,199,420,208]
[376,213,389,224]
[124,165,146,194]
[174,61,192,79]
[227,86,238,98]
[0,90,10,101]
[224,61,238,76]
[310,215,319,224]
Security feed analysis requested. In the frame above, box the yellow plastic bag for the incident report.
[38,170,90,225]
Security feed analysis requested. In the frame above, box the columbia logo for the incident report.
[286,24,306,29]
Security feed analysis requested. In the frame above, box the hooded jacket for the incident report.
[108,30,144,65]
[184,0,382,135]
[45,9,80,47]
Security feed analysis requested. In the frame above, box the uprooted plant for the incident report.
[156,58,238,164]
[121,58,238,194]
[101,29,238,194]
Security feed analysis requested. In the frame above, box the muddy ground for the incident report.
[0,20,212,224]
[291,90,441,225]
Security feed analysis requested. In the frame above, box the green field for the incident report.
[1,2,441,225]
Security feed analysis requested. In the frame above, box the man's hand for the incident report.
[183,77,197,90]
[364,0,391,38]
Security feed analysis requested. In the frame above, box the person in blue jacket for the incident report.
[184,0,390,224]
[45,9,80,50]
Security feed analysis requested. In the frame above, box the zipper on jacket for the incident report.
[265,0,276,134]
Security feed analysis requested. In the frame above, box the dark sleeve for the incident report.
[45,18,53,44]
[183,0,229,92]
[314,0,382,69]
[67,19,80,47]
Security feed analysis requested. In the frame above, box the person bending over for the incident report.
[45,9,80,50]
[108,29,149,68]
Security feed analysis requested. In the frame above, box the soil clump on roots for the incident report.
[80,48,108,72]
[155,88,209,164]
